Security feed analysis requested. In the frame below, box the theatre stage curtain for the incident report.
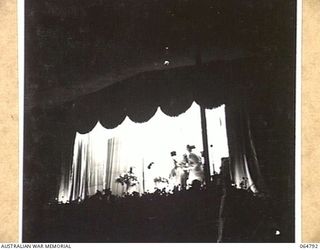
[59,103,231,202]
[58,128,146,202]
[57,59,265,202]
[58,104,262,202]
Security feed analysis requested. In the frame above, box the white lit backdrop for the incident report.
[58,103,229,202]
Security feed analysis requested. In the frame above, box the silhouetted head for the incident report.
[186,144,195,152]
[191,180,202,190]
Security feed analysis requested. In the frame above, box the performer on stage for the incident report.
[184,145,205,186]
[168,151,188,190]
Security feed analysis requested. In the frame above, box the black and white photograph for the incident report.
[23,0,297,243]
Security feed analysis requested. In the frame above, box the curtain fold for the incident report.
[61,125,148,202]
[225,103,263,193]
[106,137,127,196]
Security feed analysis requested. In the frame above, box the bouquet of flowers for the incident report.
[153,176,169,184]
[115,172,138,186]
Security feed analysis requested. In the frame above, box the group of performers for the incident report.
[168,144,205,190]
[118,144,206,194]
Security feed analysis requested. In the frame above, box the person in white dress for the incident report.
[168,151,188,190]
[185,145,204,186]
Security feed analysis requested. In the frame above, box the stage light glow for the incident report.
[58,102,229,201]
[206,104,229,174]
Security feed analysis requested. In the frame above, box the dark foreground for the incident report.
[23,184,288,243]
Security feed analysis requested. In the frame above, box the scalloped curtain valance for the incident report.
[65,60,250,134]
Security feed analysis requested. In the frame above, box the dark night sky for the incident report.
[25,0,296,111]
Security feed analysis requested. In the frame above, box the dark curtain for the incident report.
[225,103,265,193]
[66,60,234,134]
